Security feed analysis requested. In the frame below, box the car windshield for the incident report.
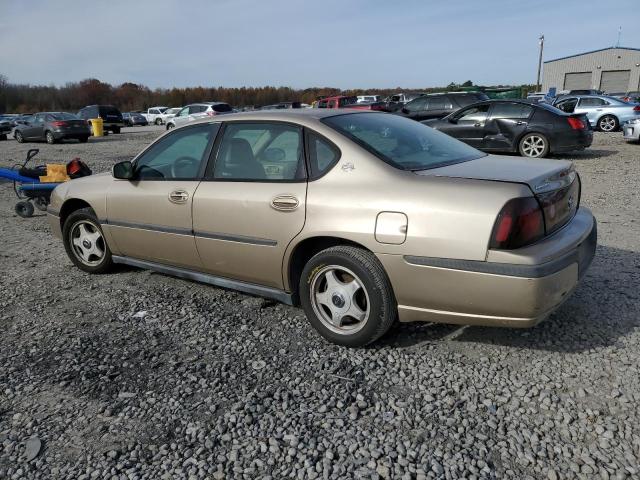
[50,112,79,120]
[323,112,486,171]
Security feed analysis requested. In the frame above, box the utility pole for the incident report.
[536,34,545,93]
[615,26,622,47]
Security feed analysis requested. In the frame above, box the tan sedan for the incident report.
[47,110,596,347]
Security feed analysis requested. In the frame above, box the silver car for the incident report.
[553,95,640,132]
[623,118,640,142]
[166,102,232,130]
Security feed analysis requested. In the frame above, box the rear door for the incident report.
[422,96,454,120]
[483,102,533,151]
[575,97,607,126]
[106,123,219,268]
[192,121,307,289]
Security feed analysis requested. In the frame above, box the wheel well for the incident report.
[59,198,91,228]
[287,236,370,306]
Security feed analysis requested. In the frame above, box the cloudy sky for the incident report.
[1,0,638,89]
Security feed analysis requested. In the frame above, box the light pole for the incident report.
[536,34,544,93]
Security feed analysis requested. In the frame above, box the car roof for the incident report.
[190,108,377,123]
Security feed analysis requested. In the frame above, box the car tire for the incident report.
[166,123,174,130]
[155,118,162,125]
[15,201,34,218]
[15,131,24,143]
[518,133,549,158]
[597,115,619,132]
[0,134,7,141]
[34,196,49,211]
[62,207,113,274]
[79,136,89,143]
[299,245,397,347]
[112,127,121,134]
[45,131,56,144]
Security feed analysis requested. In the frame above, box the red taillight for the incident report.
[51,121,67,127]
[489,197,544,250]
[206,111,217,117]
[567,117,585,130]
[633,105,640,112]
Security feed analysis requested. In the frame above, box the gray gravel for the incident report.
[0,128,639,479]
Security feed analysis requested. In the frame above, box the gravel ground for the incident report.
[0,128,639,479]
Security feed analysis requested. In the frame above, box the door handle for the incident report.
[516,121,525,125]
[169,190,189,204]
[271,195,299,211]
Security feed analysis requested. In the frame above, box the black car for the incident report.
[382,92,426,112]
[123,112,149,126]
[423,100,593,158]
[396,92,490,121]
[77,105,124,133]
[14,112,91,144]
[0,116,12,140]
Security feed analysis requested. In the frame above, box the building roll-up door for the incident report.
[564,72,592,90]
[600,70,631,93]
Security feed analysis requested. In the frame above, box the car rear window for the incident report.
[99,106,121,116]
[212,103,232,113]
[323,112,485,171]
[50,112,80,120]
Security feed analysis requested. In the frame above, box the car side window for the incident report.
[454,104,490,122]
[406,97,428,112]
[33,114,45,124]
[489,103,533,120]
[579,97,606,107]
[428,97,453,110]
[176,107,189,117]
[307,131,340,179]
[134,124,218,180]
[212,122,305,181]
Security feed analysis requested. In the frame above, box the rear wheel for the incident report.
[598,115,619,132]
[166,123,175,130]
[15,131,24,143]
[112,127,121,134]
[519,133,549,158]
[0,134,7,141]
[155,118,162,125]
[78,136,89,143]
[300,246,397,347]
[15,201,34,218]
[34,196,48,211]
[45,131,56,144]
[62,207,113,274]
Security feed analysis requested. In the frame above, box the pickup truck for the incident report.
[316,95,386,111]
[142,107,169,125]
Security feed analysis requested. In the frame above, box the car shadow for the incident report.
[556,149,618,160]
[377,244,639,353]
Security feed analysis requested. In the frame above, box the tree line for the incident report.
[0,75,531,113]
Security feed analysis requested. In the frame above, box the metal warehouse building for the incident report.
[542,47,640,93]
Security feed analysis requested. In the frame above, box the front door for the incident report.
[192,121,307,289]
[24,113,46,140]
[106,123,219,269]
[441,104,490,147]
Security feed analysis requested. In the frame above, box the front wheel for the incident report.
[34,196,48,211]
[519,133,549,158]
[112,127,121,134]
[300,246,397,347]
[166,123,175,130]
[0,134,7,141]
[62,207,113,274]
[78,136,89,143]
[155,118,162,125]
[598,115,619,132]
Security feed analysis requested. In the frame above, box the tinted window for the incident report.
[455,104,490,122]
[405,97,428,112]
[489,103,533,119]
[98,106,121,116]
[190,105,206,114]
[134,124,217,180]
[579,97,607,107]
[33,114,45,124]
[307,131,340,179]
[317,100,328,108]
[212,103,232,113]
[555,98,578,113]
[323,113,485,171]
[339,97,358,107]
[213,123,304,181]
[427,97,453,110]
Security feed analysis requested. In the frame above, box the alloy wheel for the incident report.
[69,220,106,266]
[310,265,370,335]
[521,135,546,157]
[599,116,617,132]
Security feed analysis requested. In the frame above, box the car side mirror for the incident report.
[113,160,134,180]
[448,117,458,124]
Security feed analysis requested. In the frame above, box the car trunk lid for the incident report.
[417,154,580,236]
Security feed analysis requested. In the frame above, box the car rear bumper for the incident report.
[623,123,640,140]
[551,130,593,152]
[52,129,90,139]
[377,207,596,327]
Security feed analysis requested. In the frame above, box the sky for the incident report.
[1,0,639,89]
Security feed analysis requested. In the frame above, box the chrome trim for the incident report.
[111,255,293,305]
[104,219,192,236]
[194,231,277,246]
